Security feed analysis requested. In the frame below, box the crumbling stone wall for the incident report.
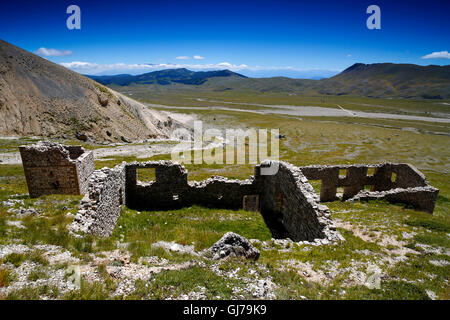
[257,161,342,242]
[78,160,340,242]
[70,163,126,237]
[125,161,189,210]
[299,163,438,213]
[19,141,439,240]
[348,187,439,214]
[67,159,438,239]
[19,141,94,198]
[125,161,261,210]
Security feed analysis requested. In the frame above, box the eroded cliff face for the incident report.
[0,39,181,142]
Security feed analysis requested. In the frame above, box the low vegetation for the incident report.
[0,91,448,300]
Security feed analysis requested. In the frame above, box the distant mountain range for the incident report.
[88,63,450,99]
[88,69,247,86]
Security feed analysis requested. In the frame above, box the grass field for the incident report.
[0,92,449,300]
[112,87,450,119]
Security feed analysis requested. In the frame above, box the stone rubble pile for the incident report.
[206,232,261,261]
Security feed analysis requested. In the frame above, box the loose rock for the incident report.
[206,232,260,261]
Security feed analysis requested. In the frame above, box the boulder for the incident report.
[75,132,88,142]
[120,136,131,143]
[207,232,260,261]
[97,93,109,107]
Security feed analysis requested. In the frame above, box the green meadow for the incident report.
[0,92,449,300]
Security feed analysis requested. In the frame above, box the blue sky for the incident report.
[1,0,449,78]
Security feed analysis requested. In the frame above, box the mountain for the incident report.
[88,68,247,86]
[90,63,450,99]
[320,63,450,99]
[0,39,182,142]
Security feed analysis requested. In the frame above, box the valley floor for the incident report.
[0,94,449,300]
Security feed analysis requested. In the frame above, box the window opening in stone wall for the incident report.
[137,168,156,183]
[336,187,344,199]
[391,172,397,183]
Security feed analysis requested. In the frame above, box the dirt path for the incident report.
[147,103,450,123]
[146,102,450,124]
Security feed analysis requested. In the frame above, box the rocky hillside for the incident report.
[0,39,182,142]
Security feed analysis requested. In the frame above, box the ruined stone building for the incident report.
[20,141,439,242]
[299,163,439,213]
[19,141,94,198]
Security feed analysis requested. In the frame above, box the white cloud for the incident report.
[60,61,252,74]
[176,55,205,60]
[60,61,95,68]
[421,51,450,59]
[347,54,352,57]
[35,47,73,57]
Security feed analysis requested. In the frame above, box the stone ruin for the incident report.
[70,160,341,242]
[299,163,439,213]
[19,141,439,242]
[19,140,94,198]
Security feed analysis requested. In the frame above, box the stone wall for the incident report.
[19,140,94,198]
[125,161,261,210]
[258,161,342,242]
[348,186,439,214]
[70,163,126,237]
[299,163,438,213]
[21,141,439,241]
[125,161,189,210]
[61,158,438,239]
[68,160,439,239]
[82,160,341,242]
